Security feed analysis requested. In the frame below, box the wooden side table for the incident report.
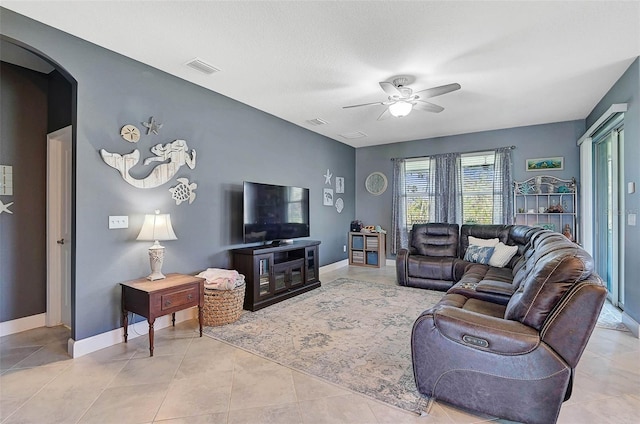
[121,273,205,356]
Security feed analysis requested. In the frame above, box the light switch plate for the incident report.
[628,213,637,226]
[109,215,129,229]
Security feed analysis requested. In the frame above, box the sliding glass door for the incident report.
[593,124,623,307]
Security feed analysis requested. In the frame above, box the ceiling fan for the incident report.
[343,77,461,120]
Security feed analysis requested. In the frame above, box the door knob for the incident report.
[57,239,65,245]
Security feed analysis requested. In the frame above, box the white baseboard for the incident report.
[621,312,640,338]
[320,259,348,273]
[0,313,46,337]
[68,308,198,358]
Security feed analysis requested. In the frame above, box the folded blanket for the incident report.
[197,268,245,290]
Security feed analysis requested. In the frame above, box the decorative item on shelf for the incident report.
[535,176,542,194]
[536,223,556,231]
[539,207,546,214]
[518,208,524,213]
[557,184,571,193]
[374,225,387,234]
[547,203,564,213]
[137,210,177,281]
[350,220,363,232]
[563,224,573,240]
[518,181,534,194]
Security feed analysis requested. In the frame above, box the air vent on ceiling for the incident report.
[185,58,220,75]
[306,118,329,126]
[340,131,368,139]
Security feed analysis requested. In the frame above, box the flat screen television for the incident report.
[243,181,310,244]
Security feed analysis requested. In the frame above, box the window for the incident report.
[460,152,496,224]
[401,151,507,227]
[392,147,512,254]
[404,158,432,228]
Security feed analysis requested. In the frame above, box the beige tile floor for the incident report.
[1,265,639,423]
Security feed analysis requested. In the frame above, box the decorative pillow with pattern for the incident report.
[464,245,495,264]
[489,242,519,268]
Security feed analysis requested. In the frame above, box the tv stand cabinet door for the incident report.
[305,246,319,284]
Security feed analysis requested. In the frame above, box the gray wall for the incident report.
[355,120,585,252]
[587,58,640,325]
[1,9,355,340]
[0,62,48,321]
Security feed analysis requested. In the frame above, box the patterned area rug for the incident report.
[597,301,630,332]
[203,278,443,414]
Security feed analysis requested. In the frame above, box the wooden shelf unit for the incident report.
[349,232,386,268]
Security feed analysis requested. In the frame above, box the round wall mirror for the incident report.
[365,172,388,195]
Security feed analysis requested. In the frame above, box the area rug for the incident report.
[203,278,443,414]
[597,302,630,332]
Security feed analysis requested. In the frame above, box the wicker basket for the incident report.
[202,283,245,326]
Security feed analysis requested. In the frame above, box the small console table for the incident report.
[121,273,204,356]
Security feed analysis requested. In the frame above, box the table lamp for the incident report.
[136,210,177,280]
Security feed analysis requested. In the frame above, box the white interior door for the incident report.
[47,126,72,328]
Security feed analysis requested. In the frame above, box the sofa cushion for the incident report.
[468,236,499,247]
[489,242,518,268]
[408,255,456,281]
[463,245,494,264]
[448,264,515,304]
[459,225,510,260]
[411,223,459,257]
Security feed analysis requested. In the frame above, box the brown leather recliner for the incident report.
[411,231,607,424]
[396,223,460,291]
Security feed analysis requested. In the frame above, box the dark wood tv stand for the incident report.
[232,240,320,311]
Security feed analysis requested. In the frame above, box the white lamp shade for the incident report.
[388,101,413,117]
[137,212,177,242]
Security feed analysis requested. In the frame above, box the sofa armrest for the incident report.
[431,306,540,355]
[396,248,409,286]
[476,280,518,297]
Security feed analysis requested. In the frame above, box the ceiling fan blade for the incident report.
[343,101,385,109]
[414,101,444,113]
[377,107,392,121]
[379,81,402,97]
[415,83,461,98]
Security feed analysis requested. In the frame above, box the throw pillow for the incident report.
[489,242,519,268]
[464,245,495,265]
[468,236,499,247]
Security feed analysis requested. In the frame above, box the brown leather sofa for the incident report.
[399,224,607,424]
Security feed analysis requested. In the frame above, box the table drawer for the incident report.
[161,286,198,311]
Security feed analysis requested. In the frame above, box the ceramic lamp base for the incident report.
[147,246,166,281]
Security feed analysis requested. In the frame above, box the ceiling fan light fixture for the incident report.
[388,101,413,117]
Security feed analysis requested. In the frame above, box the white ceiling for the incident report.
[3,1,639,148]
